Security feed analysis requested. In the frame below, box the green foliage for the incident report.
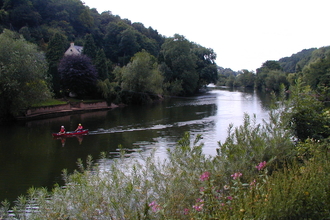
[46,32,67,63]
[96,79,119,103]
[160,34,199,95]
[284,78,330,140]
[234,69,255,88]
[0,29,52,118]
[303,53,330,100]
[120,50,163,104]
[192,44,218,87]
[46,32,67,96]
[278,48,316,73]
[94,48,109,81]
[82,33,97,60]
[256,60,283,74]
[31,99,67,107]
[256,63,289,91]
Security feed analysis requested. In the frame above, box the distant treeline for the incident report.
[217,46,330,99]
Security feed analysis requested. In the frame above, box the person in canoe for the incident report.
[75,123,83,132]
[59,125,66,134]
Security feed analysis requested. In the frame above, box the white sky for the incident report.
[82,0,330,72]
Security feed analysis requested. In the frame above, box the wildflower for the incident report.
[193,204,204,211]
[196,198,204,203]
[149,201,161,212]
[256,161,267,171]
[184,208,189,215]
[250,179,256,186]
[231,172,242,180]
[200,171,210,181]
[227,196,233,200]
[200,187,205,192]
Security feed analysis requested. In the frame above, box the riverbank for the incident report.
[16,101,122,120]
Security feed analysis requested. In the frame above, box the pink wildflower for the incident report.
[149,201,161,212]
[256,161,267,171]
[193,204,204,211]
[184,208,189,215]
[231,172,242,179]
[196,198,204,203]
[250,179,256,186]
[200,171,210,181]
[227,196,233,200]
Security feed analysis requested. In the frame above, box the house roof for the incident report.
[64,42,83,56]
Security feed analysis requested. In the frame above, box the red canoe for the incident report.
[52,129,89,137]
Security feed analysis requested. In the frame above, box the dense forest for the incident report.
[0,0,218,119]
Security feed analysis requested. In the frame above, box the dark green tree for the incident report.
[192,44,218,87]
[303,55,330,90]
[118,28,140,65]
[104,21,130,63]
[95,48,109,81]
[160,34,198,95]
[82,33,97,60]
[46,32,67,96]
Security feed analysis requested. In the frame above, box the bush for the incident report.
[2,102,330,219]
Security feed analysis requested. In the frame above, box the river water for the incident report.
[0,87,271,203]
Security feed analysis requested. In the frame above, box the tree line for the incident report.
[0,0,218,120]
[218,46,330,97]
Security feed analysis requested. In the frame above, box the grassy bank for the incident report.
[31,98,106,108]
[1,106,330,219]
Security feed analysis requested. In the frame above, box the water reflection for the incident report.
[0,87,271,203]
[53,135,85,147]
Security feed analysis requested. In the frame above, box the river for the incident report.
[0,87,271,203]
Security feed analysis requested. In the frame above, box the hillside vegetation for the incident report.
[0,0,218,120]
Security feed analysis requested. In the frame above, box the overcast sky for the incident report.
[82,0,329,71]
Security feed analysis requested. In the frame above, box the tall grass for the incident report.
[1,100,330,219]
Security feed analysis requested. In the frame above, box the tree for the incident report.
[95,48,109,81]
[0,30,52,119]
[285,79,330,140]
[192,44,218,87]
[118,28,140,65]
[235,70,255,88]
[256,60,282,74]
[160,34,198,95]
[58,54,98,97]
[121,50,163,104]
[46,32,67,96]
[256,60,288,91]
[82,33,97,60]
[303,55,330,90]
